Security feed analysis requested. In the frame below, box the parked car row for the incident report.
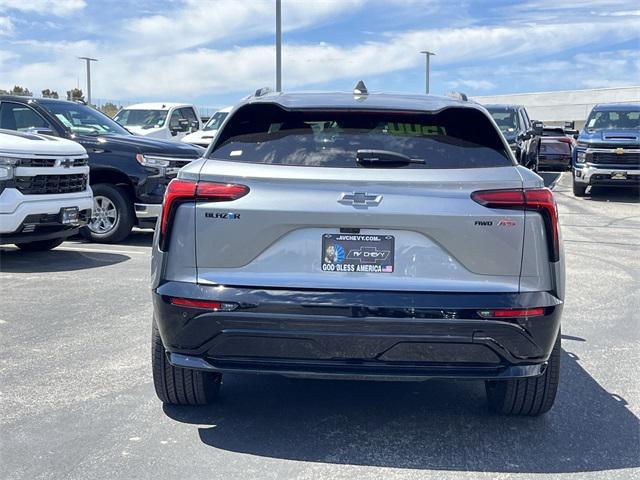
[0,96,204,243]
[1,92,637,248]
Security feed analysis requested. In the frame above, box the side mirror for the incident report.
[572,133,580,140]
[531,121,544,136]
[25,127,55,136]
[190,120,199,133]
[177,119,190,131]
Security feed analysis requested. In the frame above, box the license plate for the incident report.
[321,233,394,273]
[60,207,79,225]
[611,171,627,180]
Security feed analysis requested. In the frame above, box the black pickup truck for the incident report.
[0,96,204,242]
[485,104,543,171]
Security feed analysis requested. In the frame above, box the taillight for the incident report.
[477,308,545,318]
[161,179,196,236]
[160,178,249,250]
[471,188,560,262]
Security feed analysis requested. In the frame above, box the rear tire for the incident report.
[572,178,587,197]
[15,237,65,251]
[81,183,134,243]
[151,320,221,405]
[485,332,560,416]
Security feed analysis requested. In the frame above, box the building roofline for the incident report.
[472,85,640,99]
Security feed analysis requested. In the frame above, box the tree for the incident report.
[66,88,84,102]
[99,101,120,118]
[42,89,59,99]
[9,85,32,96]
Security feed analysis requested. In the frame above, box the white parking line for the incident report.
[55,245,148,255]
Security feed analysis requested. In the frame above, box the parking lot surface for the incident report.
[1,172,638,480]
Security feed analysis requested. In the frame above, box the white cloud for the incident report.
[2,2,639,101]
[447,79,496,91]
[0,15,13,35]
[0,0,86,16]
[452,49,640,92]
[124,0,364,54]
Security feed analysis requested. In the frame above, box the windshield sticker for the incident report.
[386,123,446,136]
[229,150,243,157]
[588,118,597,128]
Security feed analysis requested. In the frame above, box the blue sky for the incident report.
[1,0,638,109]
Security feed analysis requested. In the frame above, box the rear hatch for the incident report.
[194,103,525,292]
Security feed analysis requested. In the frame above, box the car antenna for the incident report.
[353,80,368,96]
[254,87,272,97]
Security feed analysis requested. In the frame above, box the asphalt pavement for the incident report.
[1,172,638,480]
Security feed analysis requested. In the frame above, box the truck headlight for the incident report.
[0,156,17,180]
[576,151,586,162]
[135,154,171,167]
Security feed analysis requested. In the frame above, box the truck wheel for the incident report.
[572,178,587,197]
[82,183,134,243]
[485,332,560,416]
[152,320,221,405]
[15,237,65,251]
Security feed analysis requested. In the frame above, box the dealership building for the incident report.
[473,86,640,128]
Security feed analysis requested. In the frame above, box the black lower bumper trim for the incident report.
[168,352,546,380]
[154,282,562,379]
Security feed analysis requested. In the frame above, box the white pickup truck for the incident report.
[181,106,232,148]
[0,129,93,250]
[113,103,202,141]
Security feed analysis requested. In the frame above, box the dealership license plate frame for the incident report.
[60,207,80,225]
[321,233,395,273]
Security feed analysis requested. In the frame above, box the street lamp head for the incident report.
[420,50,436,56]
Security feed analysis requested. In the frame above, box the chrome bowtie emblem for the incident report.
[338,192,382,207]
[59,158,74,168]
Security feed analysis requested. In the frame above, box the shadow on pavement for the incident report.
[68,228,154,248]
[587,186,640,203]
[0,248,129,273]
[164,349,639,474]
[540,172,562,188]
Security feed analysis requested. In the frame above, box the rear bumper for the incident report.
[153,282,562,380]
[538,154,571,170]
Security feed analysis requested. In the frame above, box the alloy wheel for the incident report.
[88,195,118,234]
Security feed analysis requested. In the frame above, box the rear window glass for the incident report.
[209,104,512,169]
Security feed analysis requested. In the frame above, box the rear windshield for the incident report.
[209,104,512,169]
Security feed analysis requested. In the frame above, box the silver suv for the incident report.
[151,89,565,415]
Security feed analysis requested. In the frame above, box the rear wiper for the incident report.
[356,149,425,167]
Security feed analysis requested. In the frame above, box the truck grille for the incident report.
[15,174,88,194]
[167,158,196,169]
[590,144,636,150]
[17,158,89,167]
[590,151,640,167]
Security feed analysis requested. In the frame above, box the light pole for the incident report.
[275,0,282,92]
[78,56,98,104]
[420,50,435,95]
